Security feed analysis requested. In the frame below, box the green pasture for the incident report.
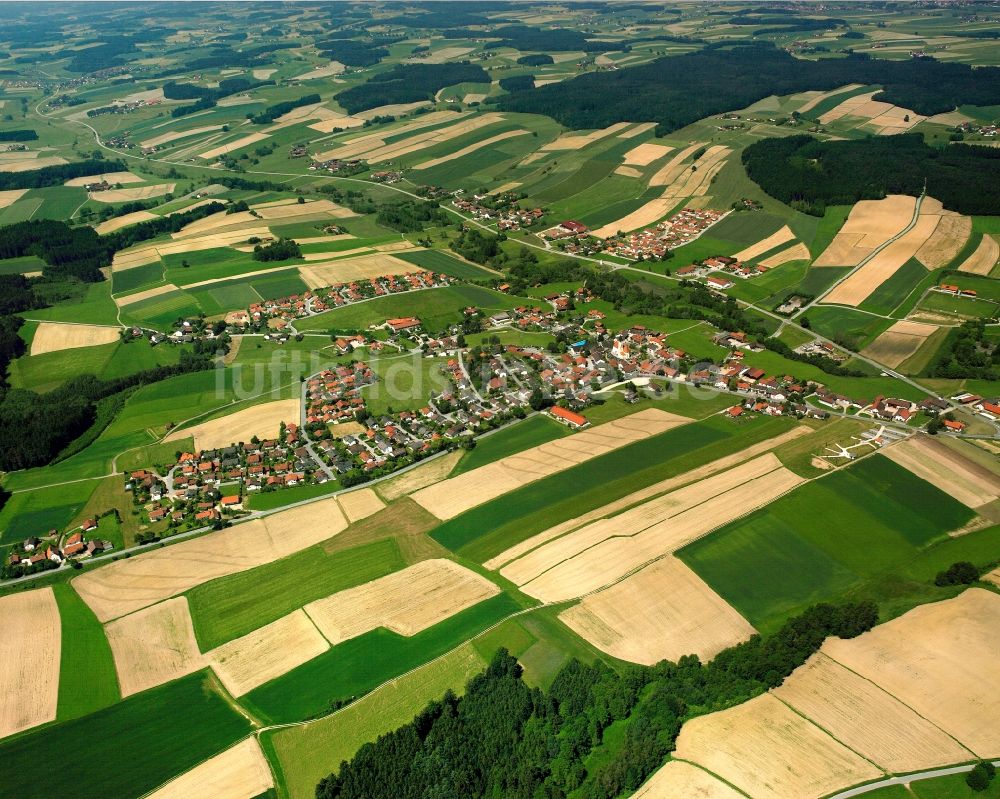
[858,257,928,316]
[863,772,1000,799]
[28,281,120,326]
[0,672,251,799]
[188,538,407,650]
[0,480,100,546]
[242,592,521,724]
[0,255,46,275]
[112,260,164,294]
[396,248,499,279]
[679,454,980,633]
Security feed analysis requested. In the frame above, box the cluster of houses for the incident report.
[675,254,772,287]
[542,219,590,241]
[370,170,403,184]
[600,208,727,259]
[224,271,451,331]
[308,156,366,175]
[305,362,378,425]
[935,283,979,299]
[5,523,112,577]
[86,96,158,117]
[452,191,545,232]
[952,392,1000,422]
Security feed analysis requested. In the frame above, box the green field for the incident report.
[52,583,120,721]
[679,455,979,632]
[0,672,251,799]
[432,414,796,562]
[112,260,164,294]
[267,643,488,799]
[396,248,499,280]
[243,592,521,724]
[188,538,407,650]
[0,479,101,546]
[453,414,569,475]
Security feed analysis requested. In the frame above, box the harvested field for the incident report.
[623,142,672,166]
[90,183,175,202]
[255,198,353,220]
[814,195,916,267]
[297,253,417,289]
[674,693,882,799]
[303,559,500,644]
[413,129,529,170]
[614,166,643,178]
[774,652,974,773]
[860,320,937,369]
[648,141,709,187]
[915,212,971,268]
[313,111,460,160]
[65,170,144,187]
[957,234,999,275]
[0,188,27,208]
[411,408,689,520]
[822,588,1000,758]
[883,434,1000,509]
[199,133,270,160]
[511,455,805,603]
[95,210,159,234]
[463,92,486,104]
[147,738,273,799]
[0,155,67,172]
[733,225,795,262]
[541,122,633,151]
[164,399,300,449]
[207,610,329,697]
[485,425,811,571]
[796,84,864,114]
[818,90,925,134]
[112,248,161,271]
[140,124,224,148]
[292,62,345,81]
[29,322,121,355]
[0,588,60,740]
[983,566,1000,587]
[822,212,939,306]
[759,242,810,268]
[105,597,204,697]
[73,497,349,622]
[337,488,385,523]
[308,115,366,133]
[115,283,178,306]
[633,761,747,799]
[559,556,755,665]
[377,450,463,501]
[356,101,431,120]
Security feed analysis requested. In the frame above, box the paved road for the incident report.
[828,760,1000,798]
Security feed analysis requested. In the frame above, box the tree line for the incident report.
[497,42,1000,134]
[317,601,877,799]
[742,133,1000,216]
[0,158,127,191]
[336,63,490,114]
[250,93,320,125]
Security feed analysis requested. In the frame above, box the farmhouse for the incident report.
[706,276,734,290]
[387,317,422,333]
[549,406,590,429]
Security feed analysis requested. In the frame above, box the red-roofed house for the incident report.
[548,406,590,429]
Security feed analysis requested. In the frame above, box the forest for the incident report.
[497,43,1000,133]
[316,38,389,67]
[317,601,877,799]
[0,220,112,282]
[0,158,127,191]
[742,134,1000,216]
[336,63,490,113]
[250,93,321,125]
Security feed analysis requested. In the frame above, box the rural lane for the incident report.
[827,760,1000,798]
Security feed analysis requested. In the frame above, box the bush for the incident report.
[935,561,980,586]
[967,761,996,791]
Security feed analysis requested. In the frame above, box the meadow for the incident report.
[678,454,979,633]
[187,538,407,649]
[242,592,521,724]
[0,671,251,799]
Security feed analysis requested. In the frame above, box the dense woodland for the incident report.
[0,220,113,282]
[337,63,490,113]
[318,602,877,799]
[742,134,1000,216]
[497,43,1000,133]
[316,38,389,66]
[250,93,321,125]
[928,320,1000,381]
[0,158,126,191]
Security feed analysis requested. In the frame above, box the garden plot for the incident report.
[814,195,916,267]
[29,321,121,355]
[90,183,175,202]
[198,133,270,160]
[73,497,349,622]
[773,652,974,773]
[95,210,159,234]
[822,212,939,306]
[733,225,795,262]
[559,556,755,665]
[65,170,144,186]
[759,242,810,268]
[673,693,882,799]
[413,129,530,170]
[105,597,205,697]
[957,234,999,275]
[860,320,937,369]
[511,455,805,603]
[882,434,1000,510]
[622,142,673,166]
[336,488,385,523]
[303,559,500,644]
[297,253,417,289]
[207,609,330,697]
[147,738,273,799]
[633,761,747,799]
[0,588,60,740]
[822,588,1000,758]
[485,425,811,571]
[411,408,689,520]
[164,399,300,449]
